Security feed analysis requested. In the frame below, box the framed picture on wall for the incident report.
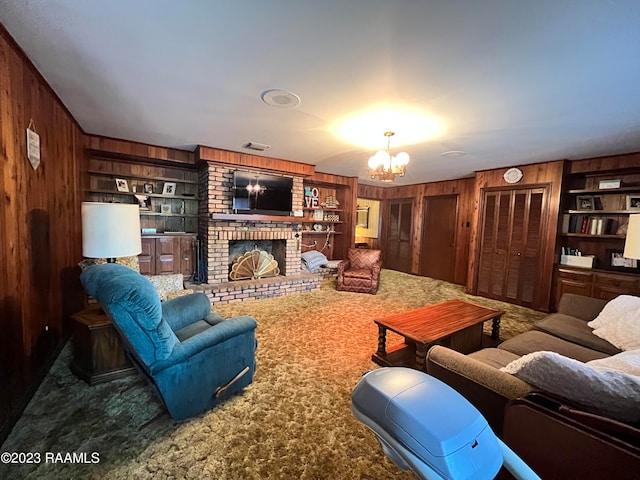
[626,195,640,210]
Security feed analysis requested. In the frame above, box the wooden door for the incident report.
[179,236,195,278]
[477,187,547,307]
[155,237,179,274]
[384,199,413,272]
[138,238,155,275]
[420,195,458,282]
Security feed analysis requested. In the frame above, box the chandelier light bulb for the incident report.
[367,132,410,182]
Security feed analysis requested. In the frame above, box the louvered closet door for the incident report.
[477,187,546,307]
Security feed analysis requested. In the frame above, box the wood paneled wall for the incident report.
[466,161,564,311]
[0,25,85,441]
[87,135,195,165]
[198,145,315,176]
[568,152,640,174]
[379,179,475,284]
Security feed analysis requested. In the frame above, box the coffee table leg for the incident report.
[376,325,387,357]
[492,315,502,340]
[415,343,428,370]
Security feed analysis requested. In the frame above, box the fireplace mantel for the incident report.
[210,213,303,223]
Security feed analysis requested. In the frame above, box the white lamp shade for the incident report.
[624,214,640,260]
[82,202,142,259]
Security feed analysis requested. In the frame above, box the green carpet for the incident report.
[0,270,545,479]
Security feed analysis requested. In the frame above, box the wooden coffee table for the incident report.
[372,299,504,370]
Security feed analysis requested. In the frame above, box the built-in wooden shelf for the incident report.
[301,231,342,235]
[210,213,304,222]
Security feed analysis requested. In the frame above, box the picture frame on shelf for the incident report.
[115,178,129,192]
[313,209,324,221]
[575,195,594,210]
[626,195,640,210]
[162,182,177,196]
[135,195,151,211]
[607,249,640,271]
[144,183,154,194]
[161,204,172,214]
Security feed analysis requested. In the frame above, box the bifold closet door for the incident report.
[384,199,413,273]
[477,188,546,307]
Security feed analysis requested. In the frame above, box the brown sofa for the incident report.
[425,293,640,478]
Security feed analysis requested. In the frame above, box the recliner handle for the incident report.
[215,366,250,398]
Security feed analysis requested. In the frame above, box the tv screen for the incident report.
[233,171,293,216]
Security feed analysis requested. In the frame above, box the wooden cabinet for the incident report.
[384,199,413,273]
[86,151,199,234]
[476,187,548,308]
[70,304,136,385]
[553,266,640,309]
[140,234,196,278]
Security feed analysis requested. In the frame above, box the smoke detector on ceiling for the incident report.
[243,142,271,152]
[261,89,301,108]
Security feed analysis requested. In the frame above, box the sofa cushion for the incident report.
[587,295,640,351]
[498,330,608,362]
[468,348,522,369]
[501,351,640,423]
[534,313,621,355]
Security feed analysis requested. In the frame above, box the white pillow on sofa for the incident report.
[587,349,640,376]
[501,351,640,423]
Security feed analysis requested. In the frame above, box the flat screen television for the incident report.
[232,171,293,216]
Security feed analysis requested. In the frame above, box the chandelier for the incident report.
[367,131,410,182]
[245,176,266,195]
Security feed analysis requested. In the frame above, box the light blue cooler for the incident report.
[351,367,539,480]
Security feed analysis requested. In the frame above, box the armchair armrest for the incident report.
[162,292,212,332]
[426,345,534,433]
[372,261,382,279]
[151,315,258,374]
[337,260,350,275]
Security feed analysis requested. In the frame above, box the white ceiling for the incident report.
[2,1,640,185]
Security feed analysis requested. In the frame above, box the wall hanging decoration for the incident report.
[162,182,177,195]
[26,119,41,170]
[115,178,129,192]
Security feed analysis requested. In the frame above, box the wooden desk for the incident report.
[70,304,136,384]
[372,299,504,370]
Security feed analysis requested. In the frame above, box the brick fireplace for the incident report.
[192,162,324,303]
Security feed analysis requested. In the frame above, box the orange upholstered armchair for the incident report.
[337,248,382,294]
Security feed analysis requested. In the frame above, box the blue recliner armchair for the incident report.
[80,263,258,420]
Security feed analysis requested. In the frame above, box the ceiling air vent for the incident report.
[243,142,271,152]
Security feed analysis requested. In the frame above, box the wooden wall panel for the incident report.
[357,183,385,200]
[198,145,315,176]
[87,135,195,165]
[0,25,85,442]
[568,152,640,174]
[466,161,564,311]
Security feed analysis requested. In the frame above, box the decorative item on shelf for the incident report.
[313,209,324,221]
[135,195,151,210]
[144,183,154,194]
[162,182,176,196]
[313,224,323,232]
[321,195,340,208]
[180,201,185,214]
[161,204,171,214]
[575,195,594,210]
[616,222,629,236]
[626,195,640,210]
[304,186,320,208]
[599,179,621,190]
[368,131,409,183]
[81,202,142,262]
[325,214,339,222]
[115,178,129,192]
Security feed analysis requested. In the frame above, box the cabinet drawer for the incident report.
[594,272,640,290]
[556,268,594,282]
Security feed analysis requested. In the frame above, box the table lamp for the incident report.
[623,214,640,261]
[82,202,142,262]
